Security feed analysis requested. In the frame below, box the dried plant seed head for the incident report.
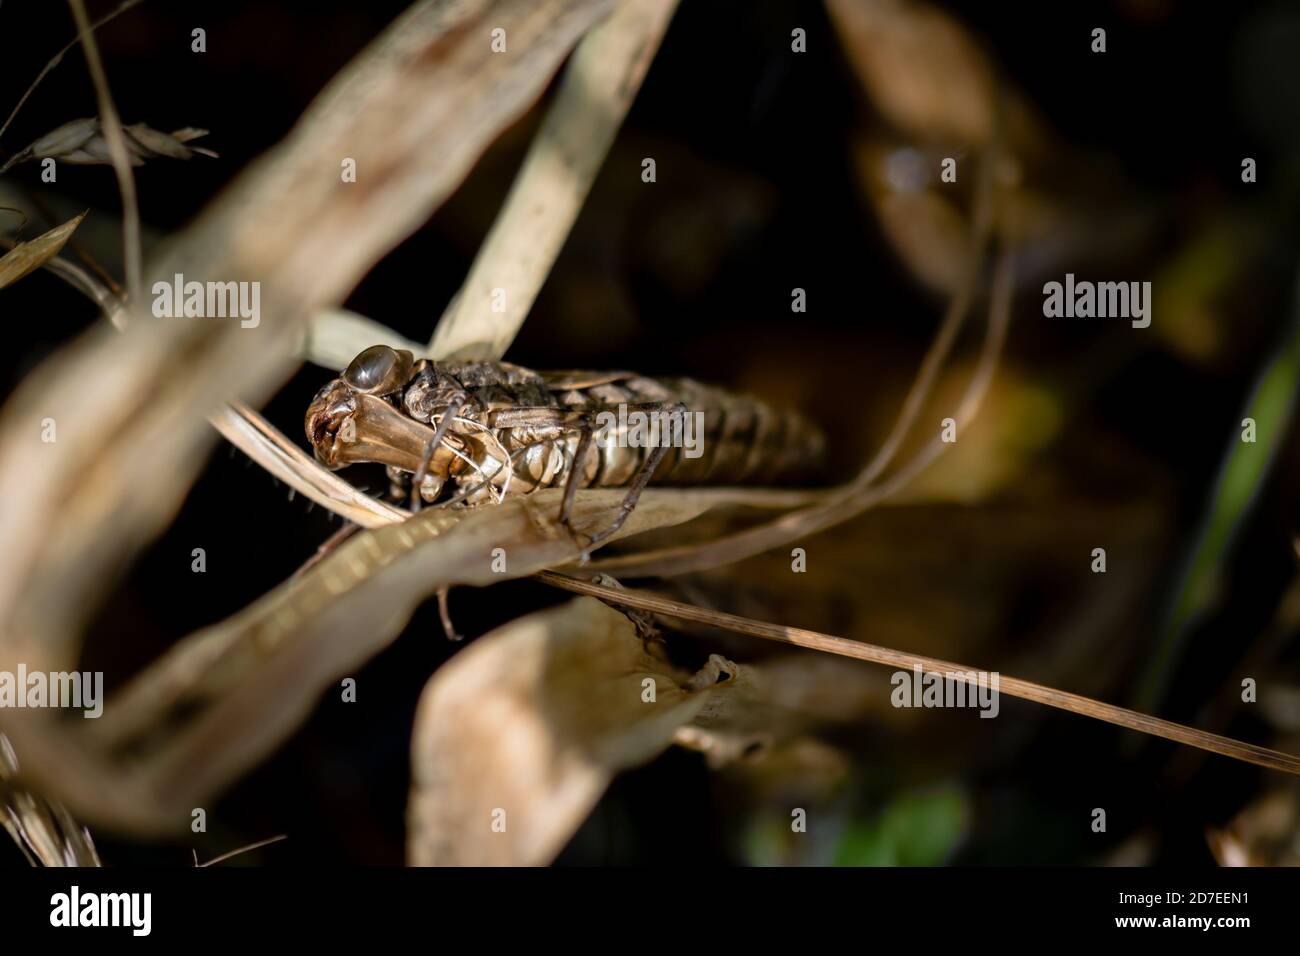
[0,118,217,174]
[27,117,99,157]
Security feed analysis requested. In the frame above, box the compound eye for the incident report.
[343,345,414,394]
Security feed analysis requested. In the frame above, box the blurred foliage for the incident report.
[1139,308,1300,711]
[832,784,969,866]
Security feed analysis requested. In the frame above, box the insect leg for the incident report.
[481,405,605,552]
[558,423,597,553]
[589,572,662,644]
[409,394,466,511]
[558,401,686,555]
[293,523,360,579]
[484,402,689,554]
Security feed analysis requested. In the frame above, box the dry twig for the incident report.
[536,572,1300,776]
[66,0,143,304]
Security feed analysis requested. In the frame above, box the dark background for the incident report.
[2,0,1300,866]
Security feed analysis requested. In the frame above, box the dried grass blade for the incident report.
[0,211,87,289]
[213,403,408,527]
[67,0,143,304]
[429,0,678,360]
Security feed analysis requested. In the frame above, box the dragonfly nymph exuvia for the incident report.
[306,345,825,549]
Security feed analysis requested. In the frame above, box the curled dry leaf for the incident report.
[407,597,736,866]
[35,490,716,834]
[0,118,216,173]
[122,124,218,161]
[0,211,87,290]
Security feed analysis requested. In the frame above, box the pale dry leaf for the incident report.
[3,117,98,167]
[0,212,87,290]
[42,490,719,833]
[298,308,428,371]
[407,597,735,866]
[429,0,679,360]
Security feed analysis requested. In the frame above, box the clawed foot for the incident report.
[560,520,594,564]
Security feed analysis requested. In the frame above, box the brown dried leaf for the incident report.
[407,597,735,866]
[675,654,885,767]
[872,187,971,295]
[33,490,717,834]
[1208,784,1300,867]
[826,0,1048,160]
[0,212,87,290]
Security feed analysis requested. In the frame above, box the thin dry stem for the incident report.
[0,0,144,146]
[196,834,287,867]
[588,245,1015,577]
[66,0,142,304]
[536,572,1300,777]
[585,120,1005,578]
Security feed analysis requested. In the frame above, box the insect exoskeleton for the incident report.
[305,347,444,476]
[307,345,828,547]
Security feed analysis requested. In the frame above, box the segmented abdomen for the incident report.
[509,374,825,495]
[399,362,825,503]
